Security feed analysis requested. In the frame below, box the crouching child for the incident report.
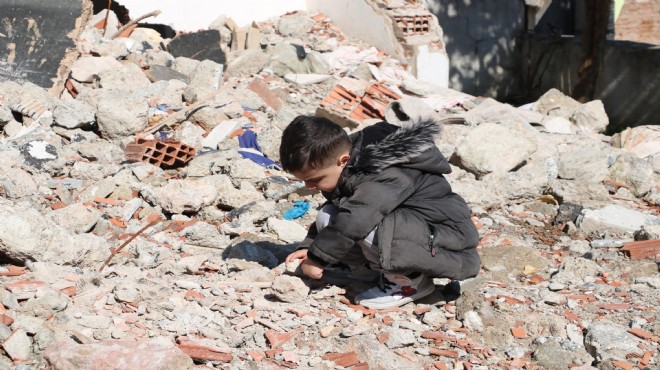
[280,114,480,309]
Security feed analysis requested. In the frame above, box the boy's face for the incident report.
[293,153,350,193]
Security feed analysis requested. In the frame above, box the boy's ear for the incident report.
[338,153,350,167]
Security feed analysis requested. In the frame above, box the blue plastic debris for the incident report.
[283,201,310,220]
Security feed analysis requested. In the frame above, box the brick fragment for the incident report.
[611,360,633,370]
[246,350,265,362]
[125,138,196,168]
[429,348,459,358]
[0,266,26,277]
[628,328,659,342]
[4,279,47,294]
[0,314,14,326]
[264,327,304,348]
[511,327,528,339]
[322,352,360,367]
[597,304,632,311]
[177,341,233,363]
[621,239,660,260]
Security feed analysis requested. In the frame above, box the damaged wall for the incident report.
[0,0,91,92]
[521,36,660,130]
[308,0,449,87]
[426,0,526,99]
[119,0,306,29]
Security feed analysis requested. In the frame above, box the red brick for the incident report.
[597,304,632,311]
[246,350,265,362]
[177,342,233,363]
[247,78,282,111]
[429,348,459,358]
[322,352,360,367]
[0,314,14,326]
[377,332,390,344]
[611,360,633,370]
[628,328,659,342]
[4,279,47,294]
[264,327,304,348]
[621,240,660,260]
[0,266,26,277]
[511,327,528,339]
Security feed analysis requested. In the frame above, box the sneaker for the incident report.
[354,273,435,309]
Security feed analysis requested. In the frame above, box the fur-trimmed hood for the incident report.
[348,118,451,175]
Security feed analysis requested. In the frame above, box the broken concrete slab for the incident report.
[144,64,189,83]
[44,340,193,370]
[606,152,655,197]
[167,30,226,65]
[570,100,609,135]
[0,0,91,91]
[140,178,217,214]
[454,122,538,177]
[533,88,582,119]
[52,99,96,130]
[183,60,224,103]
[576,205,660,236]
[90,89,150,139]
[70,56,124,84]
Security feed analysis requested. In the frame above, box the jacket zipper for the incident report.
[428,225,437,257]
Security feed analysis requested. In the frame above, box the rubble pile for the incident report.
[0,5,659,370]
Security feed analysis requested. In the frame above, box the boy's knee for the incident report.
[316,204,339,231]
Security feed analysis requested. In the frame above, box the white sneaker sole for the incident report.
[356,280,436,310]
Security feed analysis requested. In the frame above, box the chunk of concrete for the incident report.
[606,152,654,197]
[577,205,660,235]
[94,89,149,139]
[167,30,226,65]
[267,218,307,243]
[584,321,642,362]
[184,60,224,103]
[454,123,538,177]
[53,99,96,129]
[140,179,217,214]
[570,100,609,134]
[44,340,193,370]
[71,56,123,83]
[533,88,582,119]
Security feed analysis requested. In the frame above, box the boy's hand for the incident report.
[285,249,309,263]
[300,259,324,279]
[285,249,324,279]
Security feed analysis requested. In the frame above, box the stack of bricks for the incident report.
[125,138,196,168]
[317,78,400,128]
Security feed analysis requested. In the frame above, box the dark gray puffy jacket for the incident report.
[306,118,480,280]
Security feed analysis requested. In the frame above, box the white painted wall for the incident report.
[119,0,307,30]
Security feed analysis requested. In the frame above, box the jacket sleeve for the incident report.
[308,168,416,265]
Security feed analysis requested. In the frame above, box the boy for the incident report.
[281,113,480,309]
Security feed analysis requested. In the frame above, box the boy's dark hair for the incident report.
[280,115,351,173]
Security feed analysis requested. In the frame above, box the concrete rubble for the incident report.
[0,3,659,370]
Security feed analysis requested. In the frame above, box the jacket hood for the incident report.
[349,117,451,175]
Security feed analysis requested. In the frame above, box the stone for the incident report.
[533,89,582,119]
[49,203,103,234]
[0,200,98,265]
[189,106,228,131]
[533,340,586,370]
[268,43,331,77]
[551,257,603,286]
[548,282,565,291]
[384,328,416,349]
[557,149,612,182]
[215,179,264,210]
[180,222,230,250]
[70,56,123,83]
[114,282,140,303]
[141,80,187,109]
[584,321,642,361]
[479,244,549,276]
[541,291,567,306]
[271,275,309,303]
[267,218,307,243]
[454,123,538,177]
[20,290,69,317]
[422,310,447,326]
[225,49,270,77]
[97,63,151,91]
[183,60,224,103]
[463,310,484,332]
[570,100,609,134]
[606,152,654,197]
[577,205,659,235]
[145,64,189,83]
[277,15,316,37]
[140,179,217,214]
[540,116,574,134]
[173,57,200,77]
[1,290,19,309]
[0,166,38,200]
[175,121,206,148]
[201,119,241,149]
[284,73,331,85]
[227,241,279,268]
[2,329,31,361]
[53,99,96,129]
[78,315,111,329]
[167,30,226,65]
[44,340,193,370]
[94,89,149,139]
